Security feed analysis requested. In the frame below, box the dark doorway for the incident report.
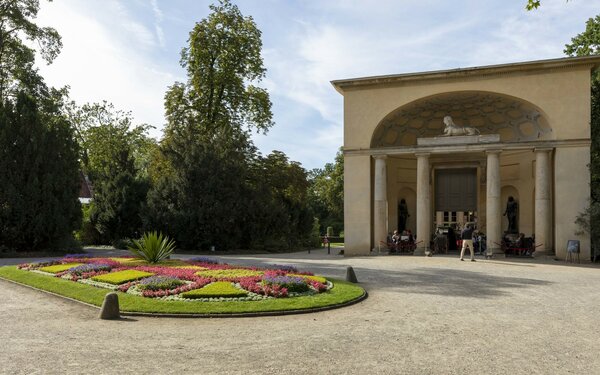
[435,168,477,212]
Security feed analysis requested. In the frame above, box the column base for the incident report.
[413,247,427,256]
[484,248,502,258]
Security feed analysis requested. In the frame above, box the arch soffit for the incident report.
[371,91,553,148]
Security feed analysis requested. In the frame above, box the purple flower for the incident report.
[188,257,219,264]
[267,264,298,273]
[69,263,112,275]
[262,275,308,293]
[138,276,185,291]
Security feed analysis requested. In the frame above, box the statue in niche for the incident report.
[398,198,410,232]
[503,196,519,233]
[442,116,481,136]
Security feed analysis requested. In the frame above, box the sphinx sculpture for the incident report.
[442,116,481,136]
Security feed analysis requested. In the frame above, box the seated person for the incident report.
[406,229,414,243]
[391,230,401,252]
[516,233,525,248]
[433,229,448,254]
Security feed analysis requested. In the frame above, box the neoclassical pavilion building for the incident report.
[332,56,600,260]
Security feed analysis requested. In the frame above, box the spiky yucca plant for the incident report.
[128,231,176,264]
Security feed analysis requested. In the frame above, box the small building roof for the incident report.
[331,55,600,94]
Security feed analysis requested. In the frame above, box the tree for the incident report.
[65,101,155,181]
[0,0,81,252]
[245,151,313,249]
[66,101,154,245]
[308,148,344,235]
[0,0,62,102]
[525,0,571,10]
[565,14,600,260]
[526,0,541,10]
[148,0,283,250]
[0,93,80,251]
[90,147,149,246]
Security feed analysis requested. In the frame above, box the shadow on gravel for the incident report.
[369,267,552,298]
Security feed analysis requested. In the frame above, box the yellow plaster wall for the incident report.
[344,154,372,255]
[554,146,591,260]
[344,67,591,149]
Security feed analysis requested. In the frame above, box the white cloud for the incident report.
[36,0,177,138]
[29,0,600,170]
[150,0,166,48]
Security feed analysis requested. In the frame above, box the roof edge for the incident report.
[331,56,600,94]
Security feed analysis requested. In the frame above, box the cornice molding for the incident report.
[331,56,600,94]
[343,138,590,157]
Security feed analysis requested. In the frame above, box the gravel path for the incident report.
[1,249,599,374]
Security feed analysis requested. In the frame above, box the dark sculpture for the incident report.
[398,199,409,232]
[503,196,519,233]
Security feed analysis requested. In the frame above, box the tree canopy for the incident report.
[565,14,600,260]
[147,0,315,251]
[0,0,62,101]
[307,149,344,235]
[164,0,272,154]
[0,93,80,251]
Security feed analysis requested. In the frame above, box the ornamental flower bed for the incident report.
[17,256,332,302]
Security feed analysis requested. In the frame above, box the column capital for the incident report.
[373,154,388,160]
[414,152,431,158]
[534,147,553,153]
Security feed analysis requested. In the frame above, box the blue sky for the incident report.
[36,0,600,170]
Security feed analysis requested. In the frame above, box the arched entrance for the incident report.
[333,56,596,258]
[371,91,552,148]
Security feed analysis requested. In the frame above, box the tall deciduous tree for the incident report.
[0,0,62,102]
[149,0,283,250]
[163,0,272,152]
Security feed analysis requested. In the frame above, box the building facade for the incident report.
[332,56,600,260]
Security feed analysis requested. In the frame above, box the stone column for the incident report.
[535,148,553,256]
[373,155,388,251]
[415,153,431,255]
[486,150,502,255]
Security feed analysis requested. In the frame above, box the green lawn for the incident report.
[0,266,365,315]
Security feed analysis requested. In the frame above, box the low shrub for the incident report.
[128,231,176,264]
[138,276,186,291]
[262,275,309,293]
[188,257,219,264]
[289,274,327,284]
[238,279,288,298]
[91,270,154,285]
[195,269,264,279]
[266,264,298,273]
[69,263,112,276]
[180,282,248,299]
[141,280,211,298]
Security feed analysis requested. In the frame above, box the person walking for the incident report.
[460,224,476,262]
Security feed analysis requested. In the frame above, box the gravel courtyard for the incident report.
[1,249,598,375]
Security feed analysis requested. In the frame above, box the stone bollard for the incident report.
[346,266,358,283]
[99,292,120,320]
